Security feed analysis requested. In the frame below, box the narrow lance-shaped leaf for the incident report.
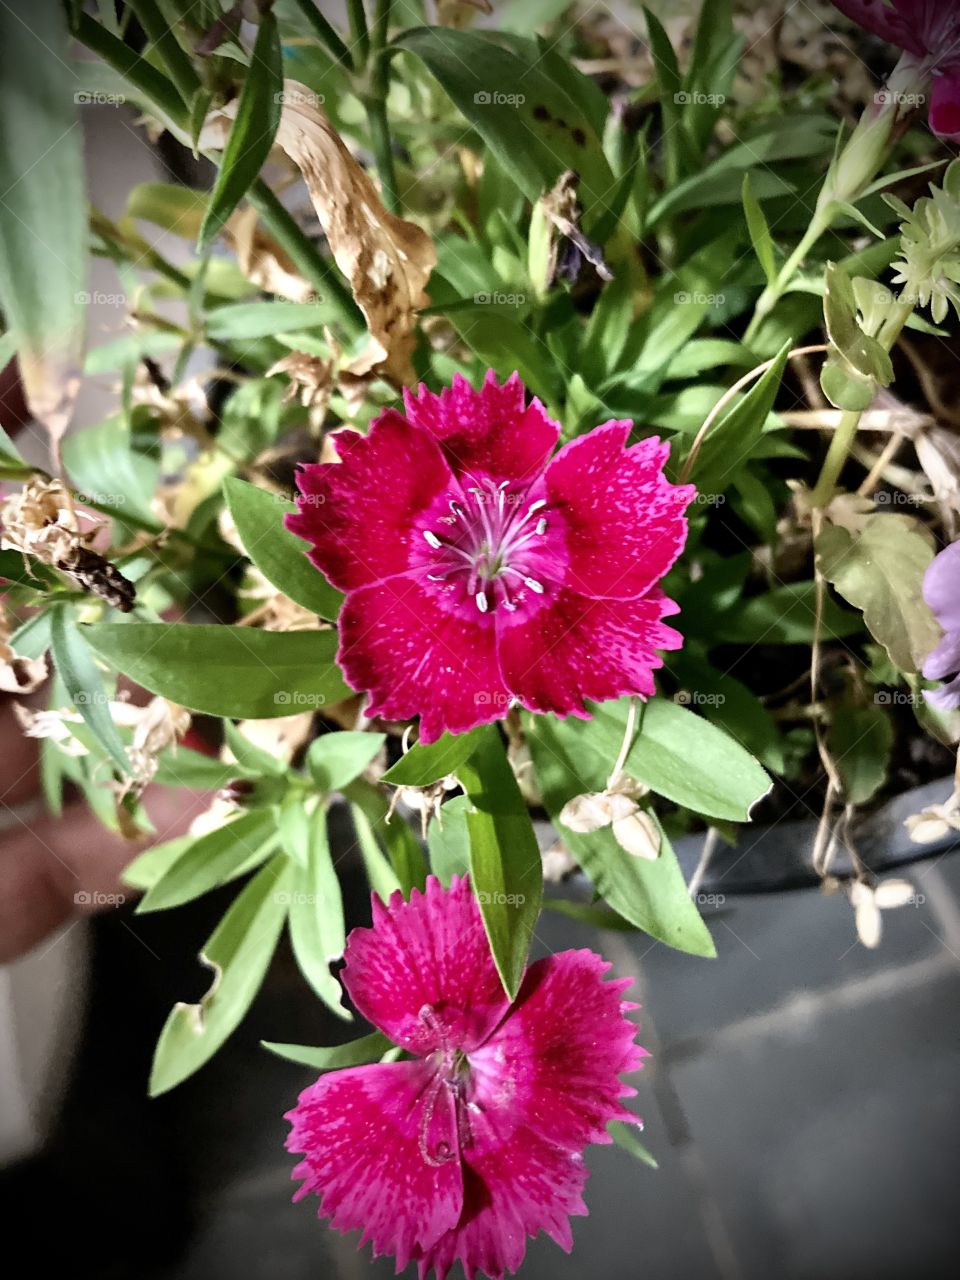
[286,804,352,1020]
[381,727,484,787]
[742,172,776,286]
[49,605,129,775]
[456,725,543,999]
[150,855,292,1096]
[527,710,716,958]
[343,777,428,895]
[136,811,279,913]
[689,342,791,495]
[199,11,282,247]
[261,1031,392,1070]
[82,623,351,719]
[306,731,386,791]
[427,794,473,886]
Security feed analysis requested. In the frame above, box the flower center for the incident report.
[420,478,552,613]
[417,1005,478,1166]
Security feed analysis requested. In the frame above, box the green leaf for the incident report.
[828,700,893,805]
[62,415,161,527]
[669,652,786,774]
[349,802,403,901]
[344,778,428,895]
[261,1031,392,1070]
[206,299,336,341]
[0,2,85,433]
[815,515,941,675]
[395,28,614,218]
[223,719,287,776]
[49,606,129,775]
[628,699,771,820]
[137,811,278,912]
[149,855,291,1095]
[643,7,693,187]
[126,180,206,238]
[306,731,386,791]
[742,172,776,286]
[821,262,893,402]
[381,728,483,787]
[689,342,791,494]
[527,712,715,957]
[427,794,473,885]
[122,835,194,892]
[713,581,862,645]
[455,726,542,999]
[609,1120,659,1168]
[199,11,282,247]
[222,477,341,621]
[153,747,246,790]
[820,356,876,411]
[83,623,351,719]
[287,804,351,1019]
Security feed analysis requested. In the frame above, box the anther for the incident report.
[476,591,489,613]
[524,577,544,594]
[423,530,442,549]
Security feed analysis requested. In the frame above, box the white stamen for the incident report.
[475,591,489,613]
[423,530,442,549]
[449,500,465,519]
[524,577,544,594]
[527,499,546,514]
[427,573,448,581]
[536,518,548,535]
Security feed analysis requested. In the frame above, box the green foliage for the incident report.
[83,624,350,718]
[816,517,941,675]
[456,726,543,999]
[199,11,282,247]
[7,0,955,1099]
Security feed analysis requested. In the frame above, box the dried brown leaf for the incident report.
[200,84,436,384]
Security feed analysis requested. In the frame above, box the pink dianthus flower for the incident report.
[287,371,693,743]
[286,875,644,1280]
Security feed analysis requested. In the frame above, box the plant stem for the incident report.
[126,0,201,111]
[346,0,371,70]
[247,182,361,332]
[608,697,638,789]
[289,0,354,69]
[364,1,400,213]
[743,211,832,346]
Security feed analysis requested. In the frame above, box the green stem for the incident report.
[126,0,201,111]
[74,12,188,128]
[91,209,193,294]
[346,0,371,70]
[364,2,399,212]
[289,0,353,69]
[744,209,832,346]
[809,297,915,507]
[247,182,361,332]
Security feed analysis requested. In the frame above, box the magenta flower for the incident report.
[833,1,960,139]
[287,371,694,743]
[922,540,960,709]
[286,876,644,1279]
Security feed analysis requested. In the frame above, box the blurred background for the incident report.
[1,5,959,1279]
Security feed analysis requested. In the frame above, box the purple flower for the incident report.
[833,1,960,140]
[922,540,960,709]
